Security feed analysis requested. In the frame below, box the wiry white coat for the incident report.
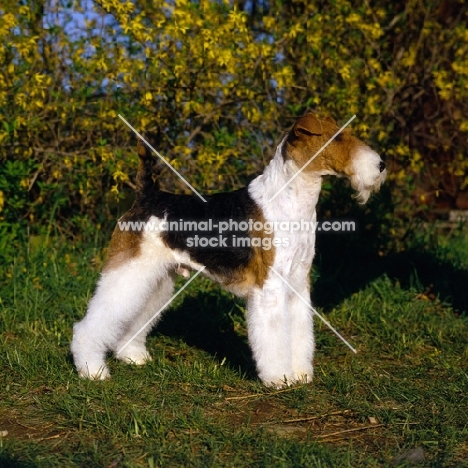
[247,140,319,386]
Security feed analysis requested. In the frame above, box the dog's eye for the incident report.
[297,128,313,136]
[334,133,344,142]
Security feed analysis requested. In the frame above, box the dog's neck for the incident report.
[248,138,322,221]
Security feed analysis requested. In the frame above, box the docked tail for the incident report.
[136,139,158,194]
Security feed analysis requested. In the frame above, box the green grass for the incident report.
[0,233,467,467]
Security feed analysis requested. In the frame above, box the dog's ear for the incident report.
[323,116,337,125]
[294,113,322,136]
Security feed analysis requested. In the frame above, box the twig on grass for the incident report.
[50,432,70,449]
[316,424,386,440]
[39,434,61,441]
[225,386,301,401]
[280,410,352,424]
[252,409,353,426]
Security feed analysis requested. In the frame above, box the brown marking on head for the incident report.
[284,112,366,178]
[294,113,323,136]
[103,225,142,272]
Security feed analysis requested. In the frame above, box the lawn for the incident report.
[0,229,467,467]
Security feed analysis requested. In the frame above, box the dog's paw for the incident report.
[116,346,152,365]
[77,365,111,380]
[260,375,291,389]
[261,371,313,388]
[292,368,313,384]
[292,372,313,385]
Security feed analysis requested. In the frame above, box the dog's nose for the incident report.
[379,161,386,173]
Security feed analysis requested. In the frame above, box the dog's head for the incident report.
[283,113,387,203]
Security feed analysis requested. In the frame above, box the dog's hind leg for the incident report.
[71,259,164,379]
[113,274,175,365]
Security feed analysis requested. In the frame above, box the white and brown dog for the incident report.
[71,113,386,387]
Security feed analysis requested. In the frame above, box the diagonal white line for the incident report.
[116,267,206,356]
[269,266,357,354]
[118,114,207,203]
[268,115,356,202]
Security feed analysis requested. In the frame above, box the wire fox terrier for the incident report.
[71,113,386,387]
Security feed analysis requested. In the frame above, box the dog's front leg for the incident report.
[246,278,294,387]
[289,280,314,383]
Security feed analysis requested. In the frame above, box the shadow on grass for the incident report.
[313,228,468,314]
[314,181,468,314]
[0,454,36,468]
[155,292,257,380]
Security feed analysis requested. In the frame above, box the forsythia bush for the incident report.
[0,0,467,247]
